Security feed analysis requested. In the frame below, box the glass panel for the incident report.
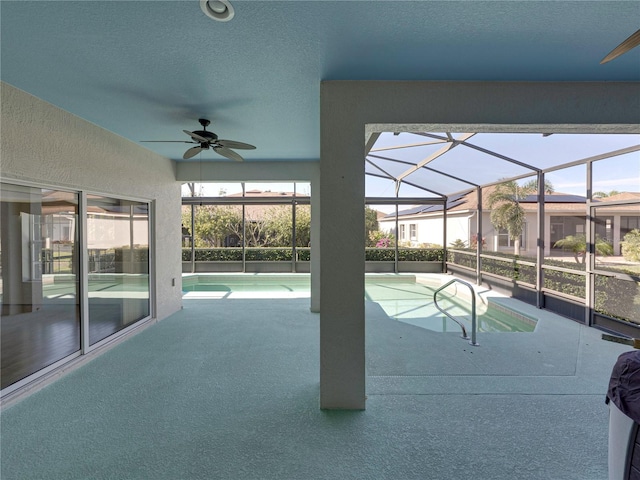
[1,184,80,389]
[87,196,149,345]
[594,204,640,275]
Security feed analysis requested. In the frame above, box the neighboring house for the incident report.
[379,189,640,256]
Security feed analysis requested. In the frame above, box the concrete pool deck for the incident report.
[1,286,633,479]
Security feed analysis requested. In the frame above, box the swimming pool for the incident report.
[182,273,536,333]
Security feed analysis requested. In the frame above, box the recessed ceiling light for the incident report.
[200,0,234,22]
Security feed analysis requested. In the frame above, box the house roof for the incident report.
[384,188,640,220]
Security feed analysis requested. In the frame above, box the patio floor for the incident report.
[0,294,632,480]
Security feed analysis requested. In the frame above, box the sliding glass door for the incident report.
[87,195,150,345]
[1,183,153,392]
[1,184,80,389]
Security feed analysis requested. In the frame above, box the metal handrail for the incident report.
[433,279,479,346]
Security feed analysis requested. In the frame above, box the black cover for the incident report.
[607,350,640,424]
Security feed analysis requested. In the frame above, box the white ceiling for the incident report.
[2,1,639,164]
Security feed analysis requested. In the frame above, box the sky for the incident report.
[183,133,640,200]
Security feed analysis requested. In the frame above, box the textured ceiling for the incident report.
[2,1,639,163]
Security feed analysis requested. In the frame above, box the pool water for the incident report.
[182,274,536,333]
[364,281,535,333]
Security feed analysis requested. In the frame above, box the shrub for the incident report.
[621,229,640,262]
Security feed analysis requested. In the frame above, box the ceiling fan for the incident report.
[142,118,255,161]
[600,29,640,64]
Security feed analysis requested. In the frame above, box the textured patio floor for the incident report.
[0,295,631,480]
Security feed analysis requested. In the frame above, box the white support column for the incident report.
[318,79,640,410]
[320,83,366,410]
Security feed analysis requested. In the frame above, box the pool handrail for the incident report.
[433,278,480,346]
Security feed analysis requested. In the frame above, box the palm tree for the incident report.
[486,179,554,256]
[553,234,614,263]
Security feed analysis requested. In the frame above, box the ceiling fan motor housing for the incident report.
[193,130,218,141]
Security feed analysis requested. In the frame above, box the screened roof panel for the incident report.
[366,132,640,198]
[427,146,534,185]
[397,181,442,197]
[466,133,640,170]
[369,141,451,165]
[366,156,414,179]
[403,166,475,196]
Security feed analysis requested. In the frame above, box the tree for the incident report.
[260,204,311,247]
[365,206,381,247]
[593,190,621,199]
[486,179,554,255]
[553,234,614,264]
[181,205,242,247]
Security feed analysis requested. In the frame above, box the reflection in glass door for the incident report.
[87,196,150,345]
[0,184,80,389]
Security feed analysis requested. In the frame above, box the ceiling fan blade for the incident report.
[214,146,244,162]
[183,130,209,143]
[601,29,640,64]
[183,146,203,159]
[141,140,195,143]
[217,139,256,150]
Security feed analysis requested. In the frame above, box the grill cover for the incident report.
[607,350,640,424]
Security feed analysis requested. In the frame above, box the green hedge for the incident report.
[594,275,640,323]
[245,248,292,261]
[398,248,444,262]
[183,247,444,263]
[446,249,640,324]
[447,250,477,270]
[183,248,242,261]
[364,248,444,262]
[296,248,310,261]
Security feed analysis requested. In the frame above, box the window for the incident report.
[409,224,417,241]
[497,225,526,249]
[399,224,406,241]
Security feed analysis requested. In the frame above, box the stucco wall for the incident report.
[1,82,182,321]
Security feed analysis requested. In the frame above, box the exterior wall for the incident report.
[382,208,639,257]
[1,82,183,321]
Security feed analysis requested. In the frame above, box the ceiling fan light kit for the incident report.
[200,0,234,22]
